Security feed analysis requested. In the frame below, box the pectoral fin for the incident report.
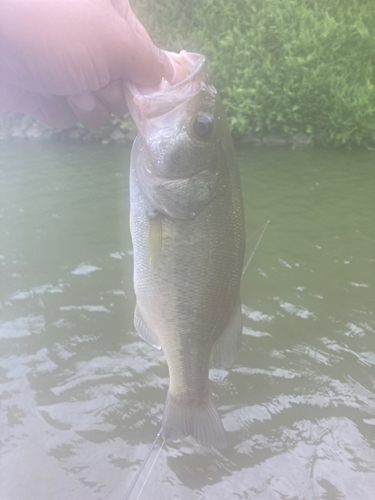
[134,304,161,349]
[209,297,243,369]
[147,211,162,268]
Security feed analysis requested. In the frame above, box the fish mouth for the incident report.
[125,52,209,121]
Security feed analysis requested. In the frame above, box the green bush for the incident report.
[135,0,375,147]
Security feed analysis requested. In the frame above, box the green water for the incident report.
[0,142,374,499]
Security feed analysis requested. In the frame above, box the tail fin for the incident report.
[162,391,227,449]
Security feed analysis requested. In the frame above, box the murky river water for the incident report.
[0,142,374,500]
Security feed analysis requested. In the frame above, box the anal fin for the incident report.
[134,304,161,350]
[209,297,243,369]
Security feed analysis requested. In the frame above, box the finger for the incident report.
[110,0,152,42]
[95,79,128,116]
[67,91,111,128]
[1,82,126,129]
[100,4,174,86]
[3,89,78,129]
[27,94,78,129]
[128,35,174,85]
[0,84,24,113]
[163,52,189,86]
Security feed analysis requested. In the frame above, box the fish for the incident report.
[125,51,245,449]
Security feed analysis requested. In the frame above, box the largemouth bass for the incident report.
[125,51,245,449]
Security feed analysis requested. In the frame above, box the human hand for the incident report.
[0,0,183,128]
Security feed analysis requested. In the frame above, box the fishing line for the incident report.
[245,224,265,244]
[242,219,270,277]
[135,438,165,500]
[124,426,163,500]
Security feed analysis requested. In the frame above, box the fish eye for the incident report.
[192,115,213,139]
